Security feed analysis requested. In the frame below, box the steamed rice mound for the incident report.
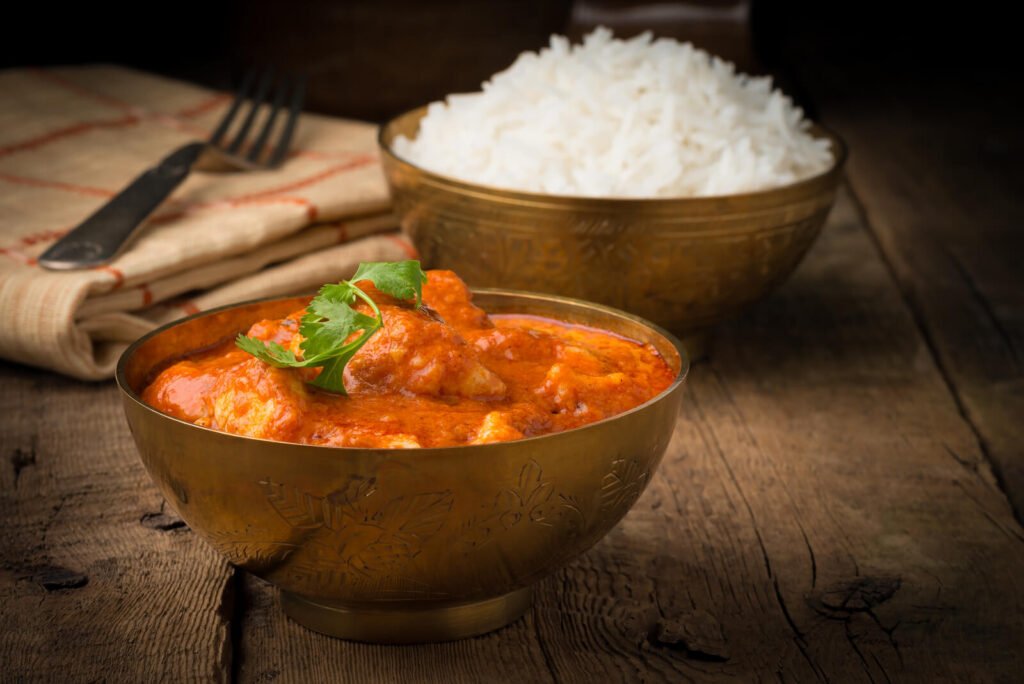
[394,27,833,198]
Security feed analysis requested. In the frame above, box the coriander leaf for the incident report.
[234,260,429,394]
[299,282,379,363]
[307,282,359,313]
[351,260,428,306]
[234,334,302,367]
[309,348,357,391]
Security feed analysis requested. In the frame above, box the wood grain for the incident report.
[827,94,1024,523]
[0,364,235,682]
[233,191,1024,682]
[776,54,1024,522]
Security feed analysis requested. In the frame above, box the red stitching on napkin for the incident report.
[2,72,378,268]
[140,283,153,306]
[119,195,317,228]
[25,69,378,165]
[99,266,125,289]
[289,149,381,163]
[21,229,69,246]
[1,151,369,206]
[27,70,216,143]
[178,300,201,315]
[0,229,67,261]
[144,113,209,138]
[387,235,418,259]
[0,246,33,264]
[335,222,349,243]
[3,78,216,158]
[198,195,317,217]
[237,196,314,214]
[0,172,114,198]
[228,155,376,201]
[175,94,232,119]
[0,115,140,160]
[29,68,137,113]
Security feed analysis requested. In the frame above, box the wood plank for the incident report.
[776,54,1024,520]
[236,191,1024,681]
[673,192,1024,680]
[0,363,234,682]
[826,92,1024,521]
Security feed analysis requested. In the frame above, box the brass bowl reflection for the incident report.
[116,290,687,643]
[379,107,846,358]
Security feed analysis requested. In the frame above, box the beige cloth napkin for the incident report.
[0,66,414,380]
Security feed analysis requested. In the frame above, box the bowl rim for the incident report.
[116,287,690,455]
[377,104,848,206]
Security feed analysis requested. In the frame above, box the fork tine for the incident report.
[226,69,274,155]
[268,76,306,168]
[208,69,256,146]
[246,77,288,164]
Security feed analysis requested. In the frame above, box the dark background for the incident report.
[2,0,1019,122]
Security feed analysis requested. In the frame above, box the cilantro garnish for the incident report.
[235,260,428,394]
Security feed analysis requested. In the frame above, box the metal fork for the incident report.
[39,69,306,271]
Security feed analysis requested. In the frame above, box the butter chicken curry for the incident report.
[143,268,674,448]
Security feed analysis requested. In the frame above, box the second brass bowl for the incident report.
[117,290,687,643]
[379,107,846,358]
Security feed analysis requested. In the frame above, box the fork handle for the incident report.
[38,142,206,271]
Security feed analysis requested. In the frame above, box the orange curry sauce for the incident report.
[143,270,675,448]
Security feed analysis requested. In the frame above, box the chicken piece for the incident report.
[537,363,628,418]
[142,357,221,423]
[143,349,309,442]
[470,325,557,361]
[471,411,525,444]
[376,433,422,448]
[208,359,309,440]
[245,314,301,350]
[226,274,506,401]
[344,302,506,399]
[422,269,493,333]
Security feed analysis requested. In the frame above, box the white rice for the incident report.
[393,27,833,198]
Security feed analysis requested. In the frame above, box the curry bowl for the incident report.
[117,290,688,643]
[379,107,846,359]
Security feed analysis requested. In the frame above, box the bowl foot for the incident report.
[280,586,534,643]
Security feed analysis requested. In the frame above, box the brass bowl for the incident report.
[117,290,688,643]
[379,107,846,358]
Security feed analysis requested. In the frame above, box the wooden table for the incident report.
[3,79,1022,682]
